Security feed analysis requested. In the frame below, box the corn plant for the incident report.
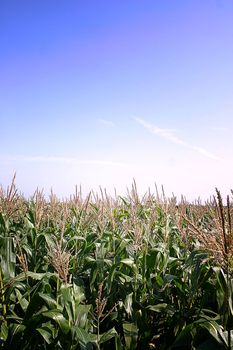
[0,179,232,349]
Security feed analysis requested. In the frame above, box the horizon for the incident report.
[1,174,230,205]
[1,0,233,201]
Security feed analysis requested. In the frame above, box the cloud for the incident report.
[98,119,115,127]
[0,154,129,167]
[190,146,221,161]
[135,117,223,161]
[135,117,185,145]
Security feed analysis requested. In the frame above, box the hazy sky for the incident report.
[1,0,233,201]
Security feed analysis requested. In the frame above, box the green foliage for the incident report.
[0,186,232,349]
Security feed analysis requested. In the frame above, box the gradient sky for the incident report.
[1,0,233,201]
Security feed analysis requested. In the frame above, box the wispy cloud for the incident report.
[135,117,185,145]
[190,146,221,160]
[98,118,116,127]
[135,117,222,161]
[0,154,129,167]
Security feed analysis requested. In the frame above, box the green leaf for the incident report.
[115,334,124,350]
[27,271,56,280]
[124,292,133,317]
[107,264,118,292]
[216,268,228,293]
[0,321,8,341]
[0,213,6,231]
[197,319,225,346]
[42,310,70,334]
[123,323,138,349]
[73,326,97,345]
[74,304,91,328]
[0,236,16,279]
[36,323,55,344]
[39,292,58,310]
[117,271,132,283]
[15,288,29,311]
[99,327,117,344]
[172,323,195,347]
[121,258,135,268]
[9,324,26,337]
[23,293,44,321]
[147,303,167,312]
[155,275,164,287]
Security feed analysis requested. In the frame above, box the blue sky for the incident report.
[1,0,233,201]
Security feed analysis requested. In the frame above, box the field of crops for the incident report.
[0,179,232,349]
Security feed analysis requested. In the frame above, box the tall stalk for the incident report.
[216,189,232,350]
[0,268,6,318]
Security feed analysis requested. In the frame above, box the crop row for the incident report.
[0,180,232,349]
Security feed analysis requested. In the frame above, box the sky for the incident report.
[0,0,233,201]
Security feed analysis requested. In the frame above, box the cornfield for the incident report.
[0,177,232,349]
